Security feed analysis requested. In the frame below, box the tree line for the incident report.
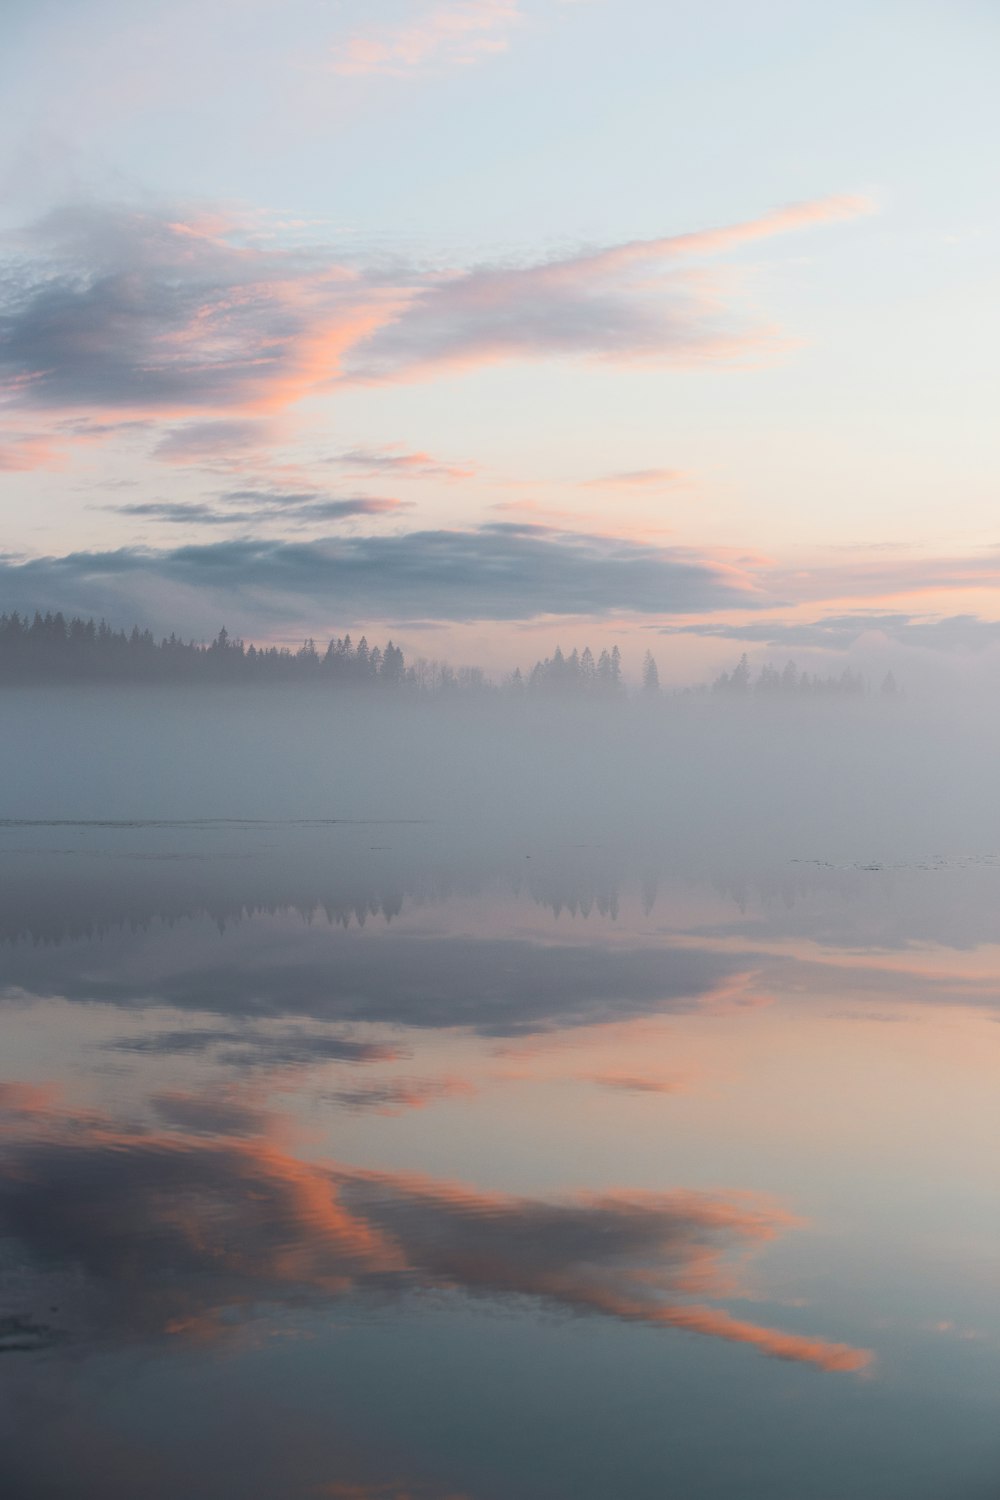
[0,612,406,685]
[0,611,646,694]
[505,644,640,698]
[710,652,898,698]
[0,611,899,698]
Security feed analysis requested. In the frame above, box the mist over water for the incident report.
[1,693,999,1498]
[4,684,999,860]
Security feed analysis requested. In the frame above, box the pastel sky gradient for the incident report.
[1,0,998,679]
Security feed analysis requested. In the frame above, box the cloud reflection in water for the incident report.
[0,1088,868,1373]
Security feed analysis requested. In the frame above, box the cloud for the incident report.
[580,468,689,490]
[0,196,871,446]
[345,195,871,382]
[222,488,406,516]
[0,1099,871,1371]
[0,416,151,471]
[768,551,1000,607]
[584,1069,691,1095]
[661,610,1000,655]
[105,493,409,529]
[0,431,68,471]
[0,204,400,418]
[153,419,277,463]
[325,1075,476,1115]
[150,1089,270,1137]
[105,1024,403,1069]
[329,446,476,481]
[330,1,522,77]
[105,501,230,524]
[0,523,762,630]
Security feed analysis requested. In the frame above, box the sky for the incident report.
[1,0,999,681]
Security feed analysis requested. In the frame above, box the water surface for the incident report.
[1,819,998,1498]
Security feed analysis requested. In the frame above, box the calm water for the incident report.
[1,818,999,1498]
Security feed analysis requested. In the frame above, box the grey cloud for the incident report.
[0,524,759,629]
[107,501,238,525]
[220,488,408,521]
[661,612,1000,654]
[150,1091,270,1136]
[106,1024,402,1068]
[0,204,341,412]
[153,420,275,461]
[344,257,749,381]
[106,493,407,527]
[325,1076,474,1114]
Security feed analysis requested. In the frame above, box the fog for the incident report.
[3,685,999,868]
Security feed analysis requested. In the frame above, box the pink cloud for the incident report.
[0,195,873,467]
[579,467,690,490]
[0,433,67,471]
[329,445,476,481]
[331,1,522,78]
[562,195,874,281]
[345,195,873,382]
[770,550,1000,605]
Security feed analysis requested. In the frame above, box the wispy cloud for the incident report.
[106,1023,403,1069]
[329,446,476,481]
[662,609,1000,656]
[584,1069,692,1095]
[343,203,872,382]
[0,431,68,471]
[330,1,523,78]
[768,551,1000,606]
[325,1075,476,1114]
[104,493,408,529]
[0,195,872,458]
[153,419,278,464]
[580,467,690,490]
